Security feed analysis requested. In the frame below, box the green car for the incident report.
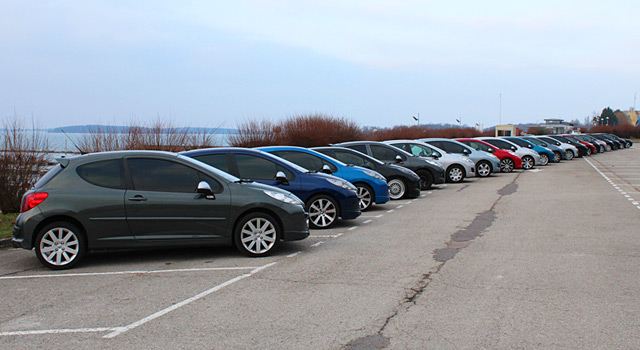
[12,151,309,269]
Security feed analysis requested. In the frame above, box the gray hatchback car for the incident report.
[12,151,309,269]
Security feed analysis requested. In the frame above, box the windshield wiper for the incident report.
[235,178,254,183]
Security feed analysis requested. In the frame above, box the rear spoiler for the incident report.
[56,157,70,168]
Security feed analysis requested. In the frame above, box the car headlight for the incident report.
[326,178,357,192]
[363,169,386,181]
[263,190,304,206]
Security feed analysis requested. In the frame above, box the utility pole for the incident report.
[499,93,502,125]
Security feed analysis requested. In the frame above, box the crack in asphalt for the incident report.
[343,172,522,349]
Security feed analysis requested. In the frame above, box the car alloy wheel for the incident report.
[539,154,549,166]
[553,152,561,163]
[356,184,373,211]
[521,156,534,169]
[566,150,574,160]
[307,195,338,229]
[387,178,406,200]
[447,165,464,183]
[500,158,514,173]
[235,213,279,256]
[476,161,491,177]
[35,222,85,270]
[599,146,604,153]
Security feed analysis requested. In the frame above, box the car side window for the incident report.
[235,154,293,180]
[409,144,433,157]
[127,158,200,193]
[333,151,366,167]
[485,139,511,149]
[371,145,403,161]
[271,151,337,173]
[348,144,368,154]
[440,141,465,153]
[192,154,230,173]
[77,159,124,189]
[468,141,489,152]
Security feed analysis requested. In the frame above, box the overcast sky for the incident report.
[2,1,639,129]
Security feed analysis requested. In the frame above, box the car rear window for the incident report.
[34,165,63,189]
[76,160,124,189]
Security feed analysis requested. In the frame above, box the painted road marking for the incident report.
[362,219,372,224]
[286,252,301,258]
[311,233,344,238]
[0,266,262,280]
[311,241,325,247]
[387,209,395,213]
[104,263,276,338]
[348,226,358,231]
[397,205,404,208]
[585,158,640,213]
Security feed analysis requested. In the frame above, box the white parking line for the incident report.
[387,209,395,213]
[311,233,343,238]
[286,252,301,258]
[1,327,119,337]
[311,241,325,247]
[362,219,372,224]
[104,263,276,338]
[396,205,404,208]
[348,226,358,231]
[0,266,261,280]
[585,158,640,212]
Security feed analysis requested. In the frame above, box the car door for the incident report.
[124,157,231,241]
[370,144,407,163]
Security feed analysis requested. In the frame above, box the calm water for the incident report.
[2,131,232,152]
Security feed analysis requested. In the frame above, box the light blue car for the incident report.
[258,146,390,211]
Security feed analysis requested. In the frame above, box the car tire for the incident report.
[416,170,433,190]
[387,178,406,200]
[500,158,515,173]
[553,152,561,163]
[446,165,465,183]
[234,212,280,257]
[586,148,592,156]
[521,155,534,169]
[599,146,604,153]
[35,221,86,270]
[565,150,574,160]
[476,161,492,177]
[355,183,374,211]
[539,154,549,166]
[306,195,339,229]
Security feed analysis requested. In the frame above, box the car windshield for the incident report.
[179,154,240,182]
[507,138,531,147]
[523,137,545,147]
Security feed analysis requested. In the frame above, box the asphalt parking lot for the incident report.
[1,146,639,349]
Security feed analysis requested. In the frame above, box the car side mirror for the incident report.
[487,148,494,153]
[431,155,439,160]
[321,164,333,174]
[197,181,215,200]
[511,146,517,151]
[395,155,403,163]
[462,149,470,154]
[275,171,289,185]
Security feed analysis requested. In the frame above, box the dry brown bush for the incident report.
[0,116,49,213]
[365,126,482,141]
[229,114,362,147]
[228,119,281,147]
[589,124,640,138]
[281,114,362,147]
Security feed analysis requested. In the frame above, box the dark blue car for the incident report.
[182,148,361,229]
[258,146,389,211]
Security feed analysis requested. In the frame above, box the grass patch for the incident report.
[1,213,18,240]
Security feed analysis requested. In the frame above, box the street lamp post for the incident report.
[412,113,420,127]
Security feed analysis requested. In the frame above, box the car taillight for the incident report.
[21,192,48,213]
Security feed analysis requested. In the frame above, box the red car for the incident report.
[563,134,596,155]
[456,138,522,173]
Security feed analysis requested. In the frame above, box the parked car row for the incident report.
[11,133,632,269]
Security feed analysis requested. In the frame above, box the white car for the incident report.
[477,137,541,170]
[534,136,580,160]
[384,140,475,183]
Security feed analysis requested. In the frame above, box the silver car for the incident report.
[477,137,541,169]
[534,136,579,160]
[419,138,501,177]
[384,140,475,183]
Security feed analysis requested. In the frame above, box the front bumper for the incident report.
[433,170,446,185]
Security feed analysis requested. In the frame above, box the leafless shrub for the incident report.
[0,116,49,213]
[280,114,362,147]
[228,119,281,147]
[589,124,640,138]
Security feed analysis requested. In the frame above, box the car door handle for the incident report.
[128,195,147,202]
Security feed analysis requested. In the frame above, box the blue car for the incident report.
[521,136,565,163]
[504,137,554,166]
[258,146,390,211]
[182,148,361,229]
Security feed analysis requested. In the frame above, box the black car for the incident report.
[12,151,310,269]
[333,141,446,190]
[589,134,618,150]
[313,146,421,200]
